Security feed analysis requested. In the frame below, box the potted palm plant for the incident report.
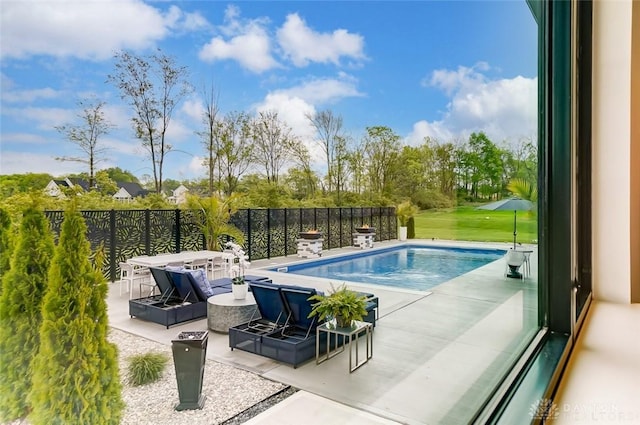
[184,194,244,251]
[396,200,419,241]
[308,284,368,330]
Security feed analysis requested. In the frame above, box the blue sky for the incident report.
[0,1,538,181]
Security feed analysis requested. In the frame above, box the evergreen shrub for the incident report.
[407,216,416,239]
[29,202,123,425]
[0,201,54,422]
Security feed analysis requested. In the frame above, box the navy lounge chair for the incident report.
[246,281,287,332]
[166,270,201,303]
[130,268,208,328]
[149,267,177,300]
[258,285,323,367]
[278,286,319,339]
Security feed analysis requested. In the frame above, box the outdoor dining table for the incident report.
[127,251,234,268]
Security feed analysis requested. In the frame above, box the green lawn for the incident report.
[413,205,538,245]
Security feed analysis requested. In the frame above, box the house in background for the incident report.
[113,182,149,203]
[44,177,90,198]
[167,184,189,204]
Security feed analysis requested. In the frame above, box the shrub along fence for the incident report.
[45,207,397,282]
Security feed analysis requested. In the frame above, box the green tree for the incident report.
[0,200,55,421]
[197,82,221,196]
[433,141,458,199]
[29,202,123,425]
[345,141,367,195]
[136,193,172,209]
[217,111,254,196]
[104,166,139,183]
[94,169,119,195]
[252,110,301,184]
[289,141,317,198]
[109,49,192,194]
[364,126,401,198]
[0,173,53,198]
[55,99,114,189]
[467,132,504,199]
[241,175,293,208]
[307,109,345,194]
[283,167,319,201]
[394,144,430,202]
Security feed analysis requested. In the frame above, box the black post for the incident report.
[284,208,288,256]
[339,208,343,247]
[313,208,317,230]
[109,210,117,282]
[513,210,518,249]
[246,209,252,260]
[144,209,151,255]
[175,209,182,252]
[267,208,271,259]
[326,207,330,249]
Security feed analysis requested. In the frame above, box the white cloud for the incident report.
[0,0,200,60]
[254,74,363,141]
[181,98,206,124]
[2,87,61,103]
[274,75,364,105]
[424,62,491,95]
[277,13,366,67]
[199,5,278,73]
[2,106,75,130]
[163,5,210,33]
[408,65,537,145]
[255,92,317,142]
[0,132,49,145]
[164,119,195,147]
[0,151,86,176]
[183,155,206,178]
[252,75,364,167]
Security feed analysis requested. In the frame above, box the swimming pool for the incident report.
[272,245,506,291]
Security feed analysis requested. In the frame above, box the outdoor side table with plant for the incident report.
[308,284,368,329]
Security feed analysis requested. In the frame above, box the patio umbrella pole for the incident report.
[475,197,533,250]
[513,210,517,249]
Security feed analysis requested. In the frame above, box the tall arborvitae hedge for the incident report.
[0,206,13,287]
[407,216,416,239]
[0,202,55,421]
[29,202,123,425]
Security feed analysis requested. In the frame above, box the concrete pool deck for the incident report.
[107,239,538,424]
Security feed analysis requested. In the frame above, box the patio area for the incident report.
[107,239,538,425]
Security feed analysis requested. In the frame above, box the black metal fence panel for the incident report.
[45,207,396,282]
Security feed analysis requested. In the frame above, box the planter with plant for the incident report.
[184,194,244,251]
[225,241,250,300]
[396,200,419,241]
[308,284,368,330]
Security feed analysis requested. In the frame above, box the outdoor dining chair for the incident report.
[119,262,153,298]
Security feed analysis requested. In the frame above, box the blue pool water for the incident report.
[273,245,506,291]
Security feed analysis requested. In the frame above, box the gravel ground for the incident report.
[5,328,292,425]
[113,328,290,425]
